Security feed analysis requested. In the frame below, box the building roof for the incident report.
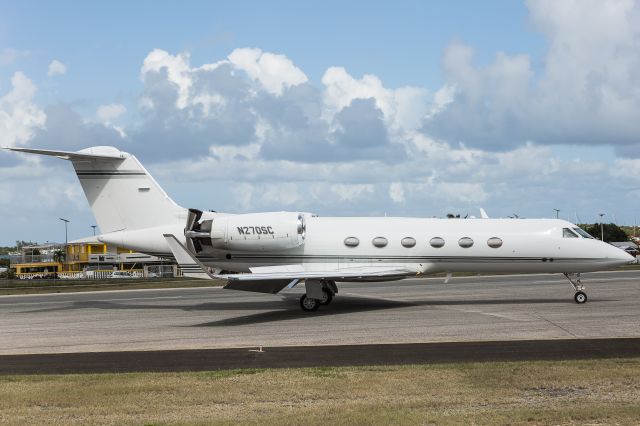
[69,236,102,244]
[610,241,638,249]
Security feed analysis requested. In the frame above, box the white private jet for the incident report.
[6,146,634,311]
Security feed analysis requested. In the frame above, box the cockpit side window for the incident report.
[563,228,579,238]
[573,227,595,239]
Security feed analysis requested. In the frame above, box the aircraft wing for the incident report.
[219,266,413,282]
[163,234,414,294]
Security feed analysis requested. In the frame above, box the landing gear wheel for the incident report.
[319,289,333,306]
[300,294,320,312]
[574,291,587,304]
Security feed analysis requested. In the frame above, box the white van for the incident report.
[110,271,134,279]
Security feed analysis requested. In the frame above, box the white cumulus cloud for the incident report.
[47,59,67,76]
[321,66,430,134]
[427,0,640,154]
[228,47,308,96]
[96,103,126,123]
[141,49,193,109]
[0,72,46,147]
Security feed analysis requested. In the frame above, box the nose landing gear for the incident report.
[564,273,587,304]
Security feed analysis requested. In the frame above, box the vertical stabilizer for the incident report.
[5,146,186,233]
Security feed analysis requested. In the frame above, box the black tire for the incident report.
[300,294,320,312]
[319,289,333,306]
[574,291,587,304]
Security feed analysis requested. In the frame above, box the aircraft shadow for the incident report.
[190,295,614,327]
[18,299,291,314]
[19,294,615,326]
[192,295,413,327]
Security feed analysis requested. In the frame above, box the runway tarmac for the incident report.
[0,270,638,358]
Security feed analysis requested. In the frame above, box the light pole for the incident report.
[598,213,605,241]
[59,218,69,272]
[91,225,97,236]
[553,208,560,219]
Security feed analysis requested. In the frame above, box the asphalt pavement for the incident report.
[0,270,638,373]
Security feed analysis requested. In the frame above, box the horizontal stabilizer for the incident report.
[4,146,125,161]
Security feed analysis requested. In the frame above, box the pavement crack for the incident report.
[532,312,578,338]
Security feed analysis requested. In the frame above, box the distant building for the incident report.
[10,237,177,279]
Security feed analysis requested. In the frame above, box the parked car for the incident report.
[110,271,134,279]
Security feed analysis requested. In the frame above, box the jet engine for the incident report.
[185,209,306,253]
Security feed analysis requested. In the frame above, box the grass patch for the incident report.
[0,358,638,424]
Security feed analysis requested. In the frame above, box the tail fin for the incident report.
[5,146,185,233]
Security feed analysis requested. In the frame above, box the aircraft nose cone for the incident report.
[611,245,636,265]
[621,251,637,264]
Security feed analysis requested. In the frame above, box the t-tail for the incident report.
[4,146,187,254]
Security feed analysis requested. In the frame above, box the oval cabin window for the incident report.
[429,237,445,248]
[372,237,388,248]
[344,237,360,247]
[458,237,474,248]
[487,237,503,248]
[401,237,416,248]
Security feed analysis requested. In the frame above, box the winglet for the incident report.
[163,234,215,280]
[479,208,489,219]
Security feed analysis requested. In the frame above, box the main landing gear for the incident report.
[563,273,587,304]
[299,280,337,312]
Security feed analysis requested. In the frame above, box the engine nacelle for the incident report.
[186,211,306,252]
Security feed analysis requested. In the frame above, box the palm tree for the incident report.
[53,249,65,264]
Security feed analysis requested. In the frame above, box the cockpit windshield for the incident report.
[563,228,579,238]
[573,227,595,239]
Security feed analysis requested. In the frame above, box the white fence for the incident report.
[18,269,145,280]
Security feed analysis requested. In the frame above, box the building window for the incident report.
[401,237,416,248]
[372,237,388,248]
[458,237,474,248]
[430,237,445,248]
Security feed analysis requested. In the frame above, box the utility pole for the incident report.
[598,213,605,241]
[59,218,69,272]
[91,225,97,236]
[553,208,560,219]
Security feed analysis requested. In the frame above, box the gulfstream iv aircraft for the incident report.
[7,146,634,311]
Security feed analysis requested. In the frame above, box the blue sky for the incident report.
[1,0,639,245]
[2,1,541,102]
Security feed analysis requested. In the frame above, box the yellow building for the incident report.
[11,238,175,279]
